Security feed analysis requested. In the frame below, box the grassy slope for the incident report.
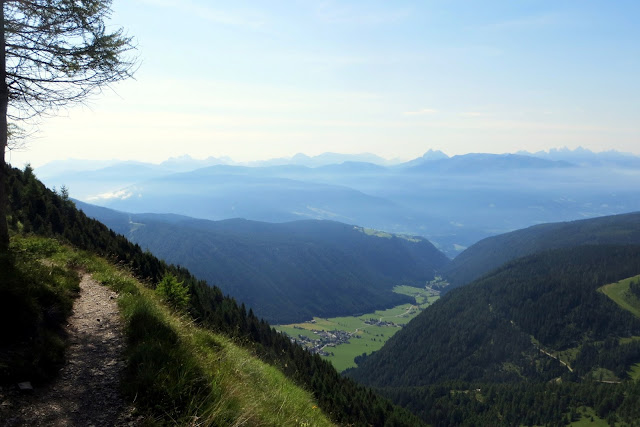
[599,275,640,382]
[629,363,640,381]
[12,236,334,426]
[568,407,609,426]
[599,274,640,318]
[0,238,81,384]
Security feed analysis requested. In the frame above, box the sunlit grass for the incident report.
[599,275,640,318]
[629,363,640,381]
[568,406,609,426]
[50,241,333,425]
[588,368,620,383]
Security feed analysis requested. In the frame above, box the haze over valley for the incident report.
[4,0,640,424]
[39,147,640,257]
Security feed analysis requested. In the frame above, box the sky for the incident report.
[7,0,640,168]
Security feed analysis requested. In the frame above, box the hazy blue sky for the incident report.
[8,0,640,167]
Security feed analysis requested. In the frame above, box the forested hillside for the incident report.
[347,245,640,424]
[442,212,640,288]
[77,201,449,323]
[9,162,640,425]
[1,165,424,426]
[350,245,640,386]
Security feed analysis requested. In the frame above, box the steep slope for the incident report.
[3,265,132,426]
[348,245,640,388]
[77,201,450,323]
[442,211,640,288]
[2,164,424,426]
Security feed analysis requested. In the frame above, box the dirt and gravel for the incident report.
[0,273,138,426]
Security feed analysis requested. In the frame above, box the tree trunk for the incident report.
[0,140,7,253]
[0,0,10,252]
[0,139,7,253]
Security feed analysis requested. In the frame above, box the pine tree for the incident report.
[0,0,136,250]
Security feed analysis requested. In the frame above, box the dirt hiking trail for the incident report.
[1,273,137,426]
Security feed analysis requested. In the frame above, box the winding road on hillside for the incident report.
[537,347,574,372]
[1,273,137,426]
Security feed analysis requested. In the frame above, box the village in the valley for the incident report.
[275,283,441,370]
[290,318,403,356]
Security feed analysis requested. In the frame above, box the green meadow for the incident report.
[599,274,640,319]
[276,285,439,372]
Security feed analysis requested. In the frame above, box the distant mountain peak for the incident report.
[519,146,640,167]
[254,152,395,167]
[290,153,311,161]
[401,151,571,172]
[421,149,449,161]
[160,155,233,170]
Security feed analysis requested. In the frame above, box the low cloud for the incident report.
[87,189,135,202]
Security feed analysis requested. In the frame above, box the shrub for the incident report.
[156,273,190,312]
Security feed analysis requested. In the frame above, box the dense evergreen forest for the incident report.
[384,380,640,426]
[442,212,640,288]
[348,245,640,424]
[2,164,424,426]
[7,162,640,425]
[631,279,640,299]
[75,201,449,324]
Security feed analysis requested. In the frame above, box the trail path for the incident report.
[537,347,574,373]
[1,273,136,426]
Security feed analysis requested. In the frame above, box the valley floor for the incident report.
[276,285,439,372]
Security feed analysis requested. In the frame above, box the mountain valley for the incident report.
[75,201,449,324]
[39,149,640,258]
[4,149,640,425]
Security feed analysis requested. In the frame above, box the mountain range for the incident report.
[35,148,640,258]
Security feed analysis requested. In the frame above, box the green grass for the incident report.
[5,236,333,426]
[619,334,640,380]
[618,335,640,379]
[360,227,393,239]
[556,346,580,366]
[588,368,620,383]
[61,248,333,425]
[0,236,81,384]
[328,327,398,372]
[276,286,438,372]
[619,336,640,345]
[629,363,640,381]
[599,274,640,318]
[393,284,440,306]
[357,226,422,242]
[568,406,609,426]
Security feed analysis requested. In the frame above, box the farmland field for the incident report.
[275,285,439,372]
